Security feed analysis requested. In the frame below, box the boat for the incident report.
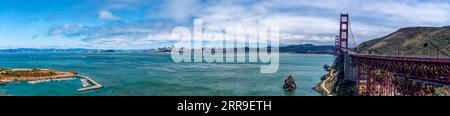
[80,79,90,87]
[28,79,51,84]
[52,77,76,81]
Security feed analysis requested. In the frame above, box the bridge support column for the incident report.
[344,52,356,81]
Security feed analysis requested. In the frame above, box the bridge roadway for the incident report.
[342,48,450,64]
[339,48,450,84]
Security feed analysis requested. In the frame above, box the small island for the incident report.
[0,68,102,92]
[0,68,76,83]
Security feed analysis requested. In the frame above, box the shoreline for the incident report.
[313,70,335,96]
[0,70,77,83]
[0,73,77,82]
[0,68,103,92]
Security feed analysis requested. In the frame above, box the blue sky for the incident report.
[0,0,449,49]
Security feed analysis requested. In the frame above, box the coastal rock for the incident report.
[320,75,327,81]
[323,65,331,71]
[0,79,8,85]
[283,75,297,91]
[69,71,78,75]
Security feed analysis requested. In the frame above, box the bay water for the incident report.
[0,53,333,96]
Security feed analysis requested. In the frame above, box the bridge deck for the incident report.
[342,48,450,64]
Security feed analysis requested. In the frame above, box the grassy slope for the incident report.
[356,26,450,56]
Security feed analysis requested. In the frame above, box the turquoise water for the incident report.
[0,53,333,96]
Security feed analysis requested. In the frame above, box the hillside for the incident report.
[356,26,450,56]
[280,44,334,54]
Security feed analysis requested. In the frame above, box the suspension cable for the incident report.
[348,18,357,49]
[425,39,450,56]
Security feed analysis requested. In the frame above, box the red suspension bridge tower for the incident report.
[335,13,349,54]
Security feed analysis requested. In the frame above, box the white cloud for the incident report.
[362,2,450,25]
[191,0,450,45]
[47,24,88,37]
[98,10,120,20]
[49,0,450,48]
[191,1,346,45]
[165,0,201,21]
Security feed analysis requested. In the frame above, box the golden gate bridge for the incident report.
[333,13,450,96]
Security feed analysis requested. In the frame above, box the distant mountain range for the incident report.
[0,44,335,54]
[0,48,91,53]
[279,44,334,54]
[0,48,122,53]
[356,26,450,56]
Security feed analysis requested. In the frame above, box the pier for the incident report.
[76,75,103,92]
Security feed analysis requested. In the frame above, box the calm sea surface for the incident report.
[0,53,333,96]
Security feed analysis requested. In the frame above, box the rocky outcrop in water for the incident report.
[283,75,297,91]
